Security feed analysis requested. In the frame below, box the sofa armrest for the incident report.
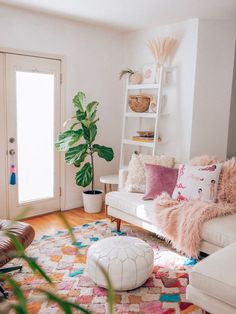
[119,168,128,191]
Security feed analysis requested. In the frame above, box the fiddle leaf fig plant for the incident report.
[56,91,114,192]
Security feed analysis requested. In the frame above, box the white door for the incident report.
[0,53,8,219]
[5,54,61,219]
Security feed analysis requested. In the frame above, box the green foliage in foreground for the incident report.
[0,212,115,314]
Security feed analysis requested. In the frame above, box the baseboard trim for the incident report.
[63,202,84,211]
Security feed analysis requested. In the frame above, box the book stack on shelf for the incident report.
[132,131,161,143]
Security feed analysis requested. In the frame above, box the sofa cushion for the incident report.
[189,242,236,307]
[125,153,175,193]
[106,191,154,223]
[201,214,236,248]
[172,164,222,202]
[143,164,178,200]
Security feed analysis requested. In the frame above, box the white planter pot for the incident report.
[82,190,103,213]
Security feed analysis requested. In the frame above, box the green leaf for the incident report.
[57,212,76,244]
[93,144,114,161]
[119,68,134,79]
[75,162,92,187]
[65,144,88,165]
[82,125,90,142]
[86,101,98,120]
[38,289,91,314]
[13,207,32,221]
[13,306,26,314]
[6,232,25,255]
[73,159,83,167]
[73,92,86,111]
[90,124,97,143]
[55,130,83,151]
[24,256,53,284]
[6,232,53,285]
[70,122,79,130]
[76,110,87,122]
[6,277,27,312]
[82,124,97,144]
[99,265,115,314]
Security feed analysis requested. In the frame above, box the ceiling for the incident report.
[1,0,236,31]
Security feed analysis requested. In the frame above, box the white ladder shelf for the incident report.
[120,65,166,168]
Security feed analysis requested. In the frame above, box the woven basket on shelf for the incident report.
[128,95,151,112]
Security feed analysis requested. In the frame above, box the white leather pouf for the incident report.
[87,236,154,291]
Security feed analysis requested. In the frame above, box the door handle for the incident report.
[9,149,15,156]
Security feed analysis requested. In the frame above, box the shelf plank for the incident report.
[125,112,156,118]
[127,83,159,90]
[125,112,170,118]
[123,139,154,148]
[122,139,167,148]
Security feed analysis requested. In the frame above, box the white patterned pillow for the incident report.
[125,153,175,193]
[172,164,222,202]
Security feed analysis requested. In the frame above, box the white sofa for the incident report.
[187,242,236,314]
[105,168,236,255]
[105,168,236,313]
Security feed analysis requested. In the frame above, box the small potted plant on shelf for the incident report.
[56,91,114,213]
[119,68,142,84]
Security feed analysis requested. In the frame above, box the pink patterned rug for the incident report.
[8,220,203,314]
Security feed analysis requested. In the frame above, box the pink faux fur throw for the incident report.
[154,158,236,258]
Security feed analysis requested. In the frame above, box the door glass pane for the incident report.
[16,71,54,203]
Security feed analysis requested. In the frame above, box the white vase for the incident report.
[82,190,103,213]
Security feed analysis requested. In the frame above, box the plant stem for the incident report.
[89,144,95,193]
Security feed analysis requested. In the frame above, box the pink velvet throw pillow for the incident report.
[143,164,178,200]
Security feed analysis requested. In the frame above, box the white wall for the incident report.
[123,18,236,162]
[190,20,235,160]
[227,43,236,158]
[123,19,199,162]
[0,5,124,214]
[0,6,235,218]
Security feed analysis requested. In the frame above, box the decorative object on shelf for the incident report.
[119,68,142,84]
[150,95,167,113]
[147,37,177,66]
[141,64,157,84]
[150,102,157,113]
[148,95,158,112]
[132,135,161,143]
[137,131,154,137]
[56,91,114,214]
[128,94,152,112]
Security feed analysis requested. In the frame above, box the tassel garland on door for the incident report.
[9,150,17,187]
[9,149,17,185]
[10,164,17,185]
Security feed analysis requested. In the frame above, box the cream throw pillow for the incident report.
[125,153,175,193]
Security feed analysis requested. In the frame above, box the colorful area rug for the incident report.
[8,220,203,314]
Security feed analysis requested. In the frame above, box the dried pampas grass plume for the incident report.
[147,37,177,66]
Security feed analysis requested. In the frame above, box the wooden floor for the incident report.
[22,207,107,238]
